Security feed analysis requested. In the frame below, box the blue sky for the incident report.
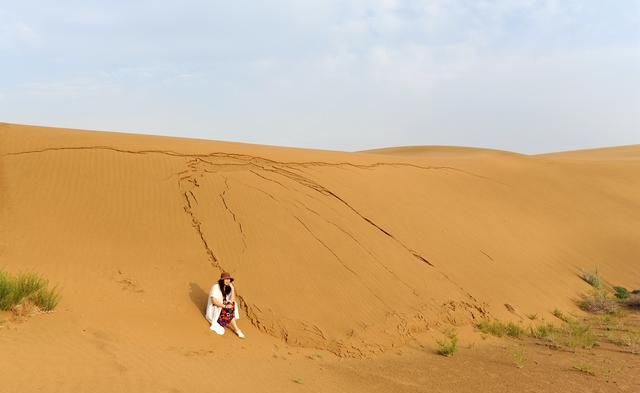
[1,0,639,153]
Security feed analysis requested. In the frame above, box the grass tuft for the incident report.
[13,273,46,303]
[558,319,597,349]
[513,346,527,369]
[436,329,458,356]
[531,314,596,349]
[32,286,61,311]
[529,323,555,339]
[477,320,523,338]
[607,330,640,348]
[551,308,571,323]
[580,268,602,289]
[0,271,15,311]
[0,270,60,312]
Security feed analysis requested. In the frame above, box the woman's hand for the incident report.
[224,303,233,309]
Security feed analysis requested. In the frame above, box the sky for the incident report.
[1,0,639,153]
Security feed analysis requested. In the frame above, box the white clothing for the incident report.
[205,283,240,333]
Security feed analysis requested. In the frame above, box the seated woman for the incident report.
[205,272,245,338]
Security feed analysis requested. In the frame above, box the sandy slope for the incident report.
[1,123,639,392]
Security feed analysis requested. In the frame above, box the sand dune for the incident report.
[362,145,524,158]
[1,123,639,392]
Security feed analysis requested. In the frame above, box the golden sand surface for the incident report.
[1,123,639,392]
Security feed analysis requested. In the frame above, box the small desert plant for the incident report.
[0,270,60,312]
[12,273,46,303]
[477,320,505,336]
[559,319,597,349]
[513,346,527,369]
[551,308,571,323]
[600,312,625,331]
[477,320,523,338]
[505,322,524,338]
[526,313,538,320]
[613,286,629,300]
[578,290,618,313]
[436,330,458,356]
[581,268,602,289]
[607,330,640,348]
[32,286,61,311]
[529,323,555,339]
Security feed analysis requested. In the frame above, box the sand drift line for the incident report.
[5,145,496,182]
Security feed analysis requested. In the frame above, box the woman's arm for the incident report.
[230,284,236,303]
[211,296,225,308]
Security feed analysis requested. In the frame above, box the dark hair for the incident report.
[218,279,232,302]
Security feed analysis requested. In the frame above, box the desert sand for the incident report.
[1,122,639,392]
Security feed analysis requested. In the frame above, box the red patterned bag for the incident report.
[217,302,235,327]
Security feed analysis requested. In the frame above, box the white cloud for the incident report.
[0,1,638,153]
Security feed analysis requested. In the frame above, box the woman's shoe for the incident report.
[210,324,225,335]
[235,329,245,338]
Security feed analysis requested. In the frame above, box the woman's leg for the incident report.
[229,319,245,338]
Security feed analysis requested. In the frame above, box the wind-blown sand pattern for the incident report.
[1,123,639,392]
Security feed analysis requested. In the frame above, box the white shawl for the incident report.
[205,283,240,328]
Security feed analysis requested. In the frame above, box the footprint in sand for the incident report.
[116,269,144,294]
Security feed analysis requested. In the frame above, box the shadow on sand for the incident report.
[189,282,209,321]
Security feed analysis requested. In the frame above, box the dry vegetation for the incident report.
[472,272,640,358]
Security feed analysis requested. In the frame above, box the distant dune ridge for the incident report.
[1,123,639,362]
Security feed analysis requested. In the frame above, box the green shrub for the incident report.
[613,286,629,300]
[436,330,458,356]
[581,269,602,289]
